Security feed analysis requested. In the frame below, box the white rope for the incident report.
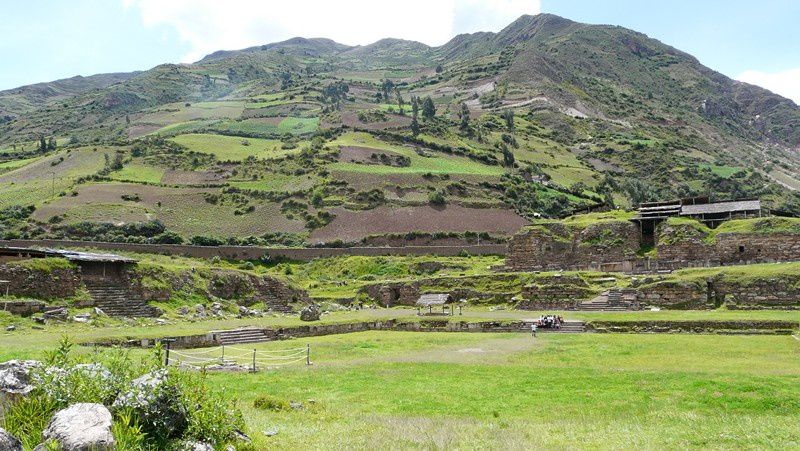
[225,345,306,353]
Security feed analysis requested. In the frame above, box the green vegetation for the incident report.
[170,133,301,161]
[109,162,165,184]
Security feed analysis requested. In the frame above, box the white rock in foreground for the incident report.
[42,403,115,451]
[0,427,22,451]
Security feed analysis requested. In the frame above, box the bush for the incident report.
[428,190,446,205]
[2,338,246,450]
[253,394,290,412]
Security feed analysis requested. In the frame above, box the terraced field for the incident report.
[170,133,303,161]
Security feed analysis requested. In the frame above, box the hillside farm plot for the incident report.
[329,132,505,176]
[310,205,529,243]
[0,156,42,174]
[170,134,301,161]
[135,101,246,126]
[228,173,319,193]
[212,117,320,136]
[32,182,307,238]
[0,148,112,208]
[108,162,166,184]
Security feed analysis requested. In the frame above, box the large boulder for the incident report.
[113,369,188,439]
[0,360,41,409]
[299,303,321,322]
[41,403,115,451]
[0,427,22,451]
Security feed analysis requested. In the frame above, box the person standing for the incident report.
[531,323,537,338]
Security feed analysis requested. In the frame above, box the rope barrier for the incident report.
[165,343,312,370]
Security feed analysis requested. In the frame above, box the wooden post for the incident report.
[306,344,311,366]
[164,340,171,367]
[252,348,256,373]
[221,345,225,363]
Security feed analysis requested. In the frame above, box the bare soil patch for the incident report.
[161,169,228,185]
[338,146,409,167]
[309,205,528,243]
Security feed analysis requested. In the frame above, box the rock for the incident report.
[5,325,15,331]
[238,305,251,316]
[113,370,188,439]
[182,441,214,451]
[210,302,223,316]
[0,427,22,451]
[263,428,279,437]
[43,307,68,321]
[194,304,205,314]
[32,315,45,324]
[93,307,106,317]
[155,318,167,325]
[299,304,321,321]
[178,306,189,315]
[42,403,115,451]
[290,400,304,410]
[72,313,91,323]
[0,360,41,402]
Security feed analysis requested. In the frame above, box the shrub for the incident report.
[253,394,291,411]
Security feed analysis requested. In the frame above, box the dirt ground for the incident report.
[309,205,529,243]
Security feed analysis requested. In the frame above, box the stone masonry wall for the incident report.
[505,221,640,271]
[0,263,82,300]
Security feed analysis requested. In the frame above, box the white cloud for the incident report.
[737,68,800,105]
[123,0,540,63]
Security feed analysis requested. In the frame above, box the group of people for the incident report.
[530,315,564,337]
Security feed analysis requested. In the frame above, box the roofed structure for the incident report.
[680,199,761,217]
[416,293,453,307]
[0,246,136,264]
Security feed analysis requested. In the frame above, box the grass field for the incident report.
[109,162,165,184]
[170,133,301,161]
[2,325,798,449]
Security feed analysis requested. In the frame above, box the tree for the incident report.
[422,96,436,120]
[458,103,470,133]
[410,96,420,137]
[381,79,395,102]
[395,88,405,115]
[502,109,515,131]
[48,137,57,150]
[500,142,515,167]
[435,64,443,73]
[38,136,47,153]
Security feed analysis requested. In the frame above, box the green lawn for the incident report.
[170,133,300,161]
[204,331,800,449]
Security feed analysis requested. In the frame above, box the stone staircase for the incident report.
[577,289,637,311]
[212,328,272,345]
[84,279,158,317]
[263,294,294,313]
[536,320,586,333]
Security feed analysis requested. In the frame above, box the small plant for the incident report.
[253,394,291,411]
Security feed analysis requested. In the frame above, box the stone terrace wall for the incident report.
[505,221,640,271]
[0,263,82,300]
[1,239,506,262]
[714,277,800,309]
[517,275,598,310]
[636,280,711,309]
[716,233,800,264]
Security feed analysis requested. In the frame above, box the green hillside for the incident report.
[0,13,798,245]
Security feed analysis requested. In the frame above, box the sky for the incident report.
[0,0,798,103]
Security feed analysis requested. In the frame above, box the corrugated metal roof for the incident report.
[416,293,452,306]
[681,200,761,216]
[0,246,136,263]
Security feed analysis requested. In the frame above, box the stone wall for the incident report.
[361,274,527,306]
[635,280,711,309]
[714,277,800,309]
[0,300,47,316]
[505,221,640,271]
[517,275,598,310]
[587,320,797,334]
[0,262,82,300]
[126,267,308,309]
[1,239,506,262]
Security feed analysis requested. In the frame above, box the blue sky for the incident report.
[1,0,798,102]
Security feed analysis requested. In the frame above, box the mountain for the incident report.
[0,13,797,246]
